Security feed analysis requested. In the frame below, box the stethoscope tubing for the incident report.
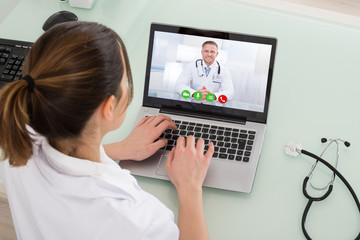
[300,149,360,240]
[195,59,221,77]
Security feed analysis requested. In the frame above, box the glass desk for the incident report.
[1,0,360,239]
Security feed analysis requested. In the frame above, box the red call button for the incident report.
[218,95,227,104]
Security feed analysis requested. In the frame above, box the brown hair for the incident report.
[0,21,133,166]
[202,41,218,49]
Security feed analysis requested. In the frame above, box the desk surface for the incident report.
[1,0,360,239]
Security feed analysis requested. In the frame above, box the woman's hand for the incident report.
[104,115,177,161]
[165,136,214,240]
[165,136,214,193]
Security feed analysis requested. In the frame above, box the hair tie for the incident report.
[23,75,35,92]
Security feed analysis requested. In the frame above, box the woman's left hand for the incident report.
[103,115,177,161]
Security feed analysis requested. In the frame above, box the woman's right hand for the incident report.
[165,136,213,240]
[165,136,214,193]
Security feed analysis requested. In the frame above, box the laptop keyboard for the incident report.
[0,38,32,89]
[160,119,256,162]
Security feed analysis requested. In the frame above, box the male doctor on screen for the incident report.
[176,41,234,101]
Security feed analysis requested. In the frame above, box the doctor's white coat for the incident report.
[1,133,179,240]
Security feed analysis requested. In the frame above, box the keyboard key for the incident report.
[245,151,251,156]
[231,132,239,138]
[246,146,252,151]
[238,140,246,149]
[228,155,235,160]
[237,150,244,155]
[202,128,209,133]
[213,153,219,158]
[187,126,194,131]
[239,134,248,139]
[209,129,216,134]
[219,148,226,153]
[235,156,242,161]
[219,153,227,159]
[216,136,224,141]
[243,157,250,162]
[249,135,255,140]
[249,131,256,134]
[227,149,236,154]
[217,130,224,135]
[202,133,209,139]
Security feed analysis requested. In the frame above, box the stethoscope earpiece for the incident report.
[321,137,350,147]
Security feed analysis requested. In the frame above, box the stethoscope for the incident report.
[195,59,220,77]
[285,138,360,240]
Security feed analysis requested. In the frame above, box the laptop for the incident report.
[120,23,277,193]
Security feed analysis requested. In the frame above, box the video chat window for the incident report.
[148,31,272,113]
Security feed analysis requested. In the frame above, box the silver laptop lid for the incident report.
[142,23,277,124]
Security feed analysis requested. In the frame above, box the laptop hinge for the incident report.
[160,106,246,125]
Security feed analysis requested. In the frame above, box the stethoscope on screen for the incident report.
[284,138,360,240]
[195,59,221,77]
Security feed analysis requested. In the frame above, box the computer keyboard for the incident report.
[160,119,256,162]
[0,38,33,89]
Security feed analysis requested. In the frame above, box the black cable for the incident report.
[300,149,360,240]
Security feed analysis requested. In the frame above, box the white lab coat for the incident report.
[176,59,234,101]
[1,132,179,240]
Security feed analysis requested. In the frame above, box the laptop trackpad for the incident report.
[156,154,168,176]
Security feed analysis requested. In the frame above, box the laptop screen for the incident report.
[143,24,277,123]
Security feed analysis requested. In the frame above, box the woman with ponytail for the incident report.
[0,21,213,240]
